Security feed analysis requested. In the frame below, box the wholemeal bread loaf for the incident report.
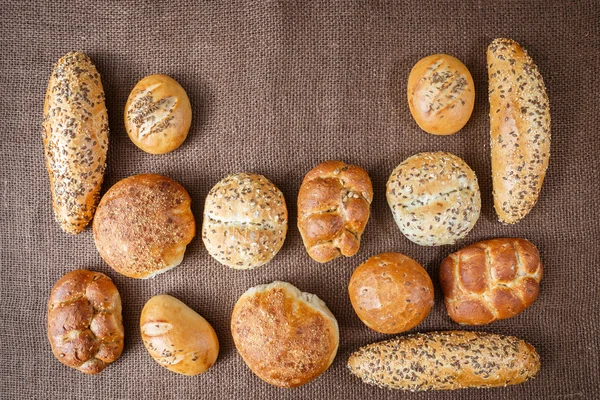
[348,252,433,334]
[125,74,192,154]
[298,161,373,263]
[348,331,540,391]
[386,152,481,246]
[440,238,543,325]
[93,174,196,279]
[202,173,288,269]
[140,294,219,376]
[488,38,550,224]
[407,54,475,135]
[47,270,124,374]
[42,51,109,234]
[231,281,339,388]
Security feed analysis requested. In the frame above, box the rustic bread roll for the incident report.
[202,173,288,269]
[348,252,433,334]
[348,331,540,391]
[124,74,192,154]
[42,51,109,234]
[231,281,339,388]
[488,38,550,224]
[407,54,475,135]
[440,238,543,325]
[386,152,481,246]
[140,294,219,376]
[93,174,196,279]
[298,161,373,263]
[47,269,124,374]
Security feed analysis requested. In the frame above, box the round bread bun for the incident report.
[202,172,288,269]
[124,74,192,154]
[386,152,481,246]
[231,281,339,388]
[407,54,475,135]
[93,174,196,278]
[348,253,434,334]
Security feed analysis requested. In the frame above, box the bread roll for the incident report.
[202,173,288,269]
[386,152,481,246]
[140,294,219,376]
[298,161,373,263]
[231,281,339,388]
[47,270,124,374]
[93,174,196,278]
[407,54,475,135]
[440,238,543,325]
[348,252,433,334]
[125,74,192,154]
[348,331,540,391]
[42,51,109,234]
[488,38,550,224]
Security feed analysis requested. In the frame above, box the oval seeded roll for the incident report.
[231,281,339,388]
[93,174,196,279]
[125,74,192,154]
[47,270,124,374]
[202,172,288,269]
[407,54,475,135]
[386,152,481,246]
[348,253,434,334]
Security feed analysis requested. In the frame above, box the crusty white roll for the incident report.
[42,51,109,234]
[488,38,550,224]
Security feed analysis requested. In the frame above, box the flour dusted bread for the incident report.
[231,281,339,388]
[488,38,550,224]
[42,51,109,234]
[298,161,373,263]
[47,270,124,374]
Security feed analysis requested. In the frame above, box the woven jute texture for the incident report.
[1,1,599,399]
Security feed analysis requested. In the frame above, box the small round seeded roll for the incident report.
[386,152,481,246]
[202,172,288,269]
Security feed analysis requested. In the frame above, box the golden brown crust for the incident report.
[231,281,339,388]
[298,161,373,263]
[93,174,196,279]
[124,74,191,154]
[488,38,550,224]
[140,294,219,376]
[348,253,434,334]
[47,269,124,374]
[407,54,475,135]
[42,51,109,234]
[440,238,543,325]
[202,173,288,269]
[386,152,481,246]
[348,331,540,391]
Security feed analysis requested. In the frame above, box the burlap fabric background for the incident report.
[1,1,599,399]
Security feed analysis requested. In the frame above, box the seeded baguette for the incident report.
[42,51,109,234]
[488,38,550,224]
[348,331,540,391]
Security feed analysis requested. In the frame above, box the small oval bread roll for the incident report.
[407,54,475,135]
[47,270,124,374]
[202,173,288,269]
[298,160,373,263]
[386,152,481,246]
[231,281,339,388]
[348,253,433,334]
[125,74,192,154]
[93,174,196,278]
[140,294,219,376]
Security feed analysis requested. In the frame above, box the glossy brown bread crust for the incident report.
[298,161,373,263]
[47,270,124,374]
[348,331,540,391]
[42,51,109,234]
[440,238,543,325]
